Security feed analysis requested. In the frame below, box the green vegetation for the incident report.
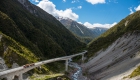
[29,74,70,80]
[0,0,86,77]
[0,31,50,73]
[128,66,140,78]
[88,11,140,58]
[0,0,85,58]
[60,19,95,39]
[75,35,93,44]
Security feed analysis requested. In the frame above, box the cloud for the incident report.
[86,0,106,5]
[78,22,83,24]
[71,6,82,10]
[129,7,134,14]
[71,0,79,3]
[84,22,117,28]
[128,5,140,14]
[63,0,66,2]
[78,6,82,9]
[135,5,140,11]
[72,1,76,3]
[37,0,79,20]
[32,0,39,2]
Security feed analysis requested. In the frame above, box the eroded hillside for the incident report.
[84,31,140,80]
[84,11,140,80]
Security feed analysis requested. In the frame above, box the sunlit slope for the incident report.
[88,11,140,57]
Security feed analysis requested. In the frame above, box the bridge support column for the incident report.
[18,73,23,80]
[65,59,68,71]
[82,54,84,61]
[6,75,13,80]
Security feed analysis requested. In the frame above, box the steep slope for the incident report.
[84,11,140,79]
[57,17,95,38]
[88,10,140,57]
[0,11,63,73]
[0,0,85,57]
[18,0,63,28]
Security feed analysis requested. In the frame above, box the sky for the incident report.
[29,0,140,28]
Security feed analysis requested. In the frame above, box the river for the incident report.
[68,62,88,80]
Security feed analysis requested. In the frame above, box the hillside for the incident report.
[0,0,85,58]
[57,17,95,38]
[57,17,95,43]
[0,0,86,77]
[84,11,140,79]
[0,11,65,73]
[88,10,140,57]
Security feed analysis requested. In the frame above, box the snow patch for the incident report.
[76,25,84,34]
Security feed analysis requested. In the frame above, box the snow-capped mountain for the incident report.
[90,27,108,37]
[56,17,95,38]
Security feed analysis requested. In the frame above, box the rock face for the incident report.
[0,57,8,71]
[84,31,140,80]
[12,63,19,68]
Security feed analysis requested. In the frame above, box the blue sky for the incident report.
[29,0,140,28]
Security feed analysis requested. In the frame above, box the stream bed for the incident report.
[68,62,88,80]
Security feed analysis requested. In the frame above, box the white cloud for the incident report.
[71,6,82,10]
[84,22,117,28]
[135,5,140,11]
[37,0,79,20]
[78,22,83,24]
[129,7,134,14]
[71,0,79,3]
[86,0,106,5]
[72,1,76,3]
[78,6,82,9]
[63,0,66,2]
[32,0,39,2]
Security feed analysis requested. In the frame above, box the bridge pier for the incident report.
[82,54,84,61]
[19,73,23,80]
[65,59,68,71]
[6,75,13,80]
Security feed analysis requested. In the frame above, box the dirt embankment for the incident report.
[83,31,140,80]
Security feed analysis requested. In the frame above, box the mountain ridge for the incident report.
[0,0,85,57]
[0,0,86,76]
[56,17,109,44]
[57,17,95,38]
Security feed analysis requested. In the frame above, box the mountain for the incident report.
[0,0,85,56]
[0,11,49,73]
[0,0,85,74]
[56,17,108,44]
[89,27,108,37]
[57,17,95,38]
[84,11,140,79]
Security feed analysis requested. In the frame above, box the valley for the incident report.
[0,0,140,80]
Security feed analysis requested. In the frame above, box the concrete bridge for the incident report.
[0,50,87,80]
